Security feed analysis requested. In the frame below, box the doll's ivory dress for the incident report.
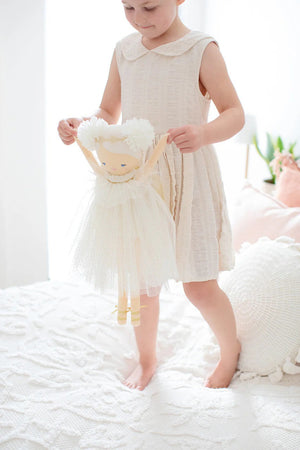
[115,31,235,282]
[70,165,178,298]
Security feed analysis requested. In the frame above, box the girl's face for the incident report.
[122,0,184,40]
[97,141,140,175]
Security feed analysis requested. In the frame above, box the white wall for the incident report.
[180,0,208,31]
[0,0,48,288]
[180,0,300,205]
[205,0,300,139]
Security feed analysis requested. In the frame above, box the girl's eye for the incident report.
[124,6,156,12]
[121,164,127,167]
[102,162,106,165]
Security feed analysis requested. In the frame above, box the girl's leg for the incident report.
[122,288,161,391]
[183,279,241,388]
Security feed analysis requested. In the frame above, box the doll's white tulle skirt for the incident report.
[67,174,178,297]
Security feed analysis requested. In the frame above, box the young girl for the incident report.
[57,0,245,390]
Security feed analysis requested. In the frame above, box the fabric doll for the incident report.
[70,117,178,326]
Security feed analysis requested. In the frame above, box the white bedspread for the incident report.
[0,279,299,449]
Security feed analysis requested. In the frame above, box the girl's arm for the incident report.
[167,42,245,153]
[57,50,121,144]
[88,49,122,124]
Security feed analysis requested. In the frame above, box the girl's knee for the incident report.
[183,280,217,304]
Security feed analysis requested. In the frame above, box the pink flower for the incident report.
[270,148,300,183]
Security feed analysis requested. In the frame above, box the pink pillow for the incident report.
[231,181,300,251]
[274,166,300,207]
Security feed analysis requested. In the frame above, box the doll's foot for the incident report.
[122,359,157,391]
[204,339,241,389]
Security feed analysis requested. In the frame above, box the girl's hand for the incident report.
[167,124,205,153]
[57,117,84,145]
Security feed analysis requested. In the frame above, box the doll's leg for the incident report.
[117,269,128,325]
[130,293,141,327]
[118,290,128,325]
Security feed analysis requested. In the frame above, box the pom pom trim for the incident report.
[77,117,155,157]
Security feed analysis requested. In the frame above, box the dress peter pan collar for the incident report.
[119,30,218,61]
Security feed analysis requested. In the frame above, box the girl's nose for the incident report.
[134,11,146,26]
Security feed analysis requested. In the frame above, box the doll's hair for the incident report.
[77,117,155,158]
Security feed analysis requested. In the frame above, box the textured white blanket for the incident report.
[0,280,299,449]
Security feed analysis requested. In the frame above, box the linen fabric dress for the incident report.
[115,30,235,282]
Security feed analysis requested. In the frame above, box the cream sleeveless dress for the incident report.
[115,30,235,283]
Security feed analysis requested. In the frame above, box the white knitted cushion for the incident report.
[220,236,300,382]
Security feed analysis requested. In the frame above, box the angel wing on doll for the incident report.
[69,117,178,326]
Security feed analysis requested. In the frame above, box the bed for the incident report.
[0,277,299,450]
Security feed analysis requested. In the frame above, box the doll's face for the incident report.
[96,141,141,175]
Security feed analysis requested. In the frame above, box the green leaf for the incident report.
[253,134,274,179]
[288,141,297,157]
[277,136,284,151]
[266,132,275,162]
[253,135,268,163]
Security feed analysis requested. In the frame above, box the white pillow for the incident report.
[220,236,300,382]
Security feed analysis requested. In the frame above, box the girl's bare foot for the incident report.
[204,339,241,388]
[122,359,157,391]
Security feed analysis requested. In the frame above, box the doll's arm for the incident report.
[74,137,105,176]
[135,133,169,181]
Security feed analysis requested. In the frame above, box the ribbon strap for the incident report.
[111,304,149,315]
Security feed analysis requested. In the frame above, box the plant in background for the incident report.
[253,133,299,184]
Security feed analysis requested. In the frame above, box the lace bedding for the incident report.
[0,279,299,449]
